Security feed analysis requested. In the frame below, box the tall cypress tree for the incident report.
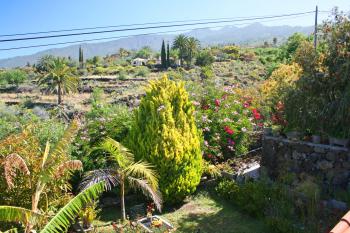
[79,46,84,69]
[161,40,166,69]
[166,42,170,68]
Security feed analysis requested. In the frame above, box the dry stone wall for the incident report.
[262,136,350,193]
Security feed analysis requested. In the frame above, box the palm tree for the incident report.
[38,57,79,105]
[1,119,83,232]
[185,37,200,67]
[0,182,105,233]
[80,137,162,221]
[172,34,188,66]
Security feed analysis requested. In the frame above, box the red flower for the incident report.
[215,99,220,107]
[252,108,262,120]
[224,126,234,135]
[207,154,213,159]
[202,104,210,110]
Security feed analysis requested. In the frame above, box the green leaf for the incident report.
[40,181,105,233]
[0,206,42,226]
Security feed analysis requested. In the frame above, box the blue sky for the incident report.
[0,0,349,59]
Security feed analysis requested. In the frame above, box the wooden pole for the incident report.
[314,5,318,50]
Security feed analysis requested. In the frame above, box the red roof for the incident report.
[330,211,350,233]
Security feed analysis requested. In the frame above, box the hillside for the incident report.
[0,23,312,68]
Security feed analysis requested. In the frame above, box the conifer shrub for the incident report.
[127,75,202,203]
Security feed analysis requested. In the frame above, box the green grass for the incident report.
[93,185,269,233]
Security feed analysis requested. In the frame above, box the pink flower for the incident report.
[215,99,220,107]
[243,101,250,108]
[228,138,235,145]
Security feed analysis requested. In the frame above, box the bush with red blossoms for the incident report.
[189,83,263,162]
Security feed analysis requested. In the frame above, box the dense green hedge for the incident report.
[127,75,202,203]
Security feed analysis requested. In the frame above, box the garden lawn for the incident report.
[94,185,269,233]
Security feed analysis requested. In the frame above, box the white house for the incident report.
[132,58,148,66]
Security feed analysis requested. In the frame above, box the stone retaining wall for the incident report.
[262,136,350,193]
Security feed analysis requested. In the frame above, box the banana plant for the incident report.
[0,182,105,233]
[1,119,83,232]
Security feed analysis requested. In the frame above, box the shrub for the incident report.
[188,82,259,161]
[216,178,298,233]
[118,70,128,80]
[134,66,150,77]
[93,67,107,75]
[293,41,325,76]
[195,50,215,66]
[0,103,65,144]
[282,12,350,137]
[222,45,240,60]
[167,70,183,80]
[0,69,27,87]
[200,66,214,80]
[127,76,202,203]
[280,33,309,61]
[73,88,133,170]
[261,63,302,109]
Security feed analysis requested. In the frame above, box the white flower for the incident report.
[241,127,247,132]
[202,127,210,132]
[157,105,165,112]
[192,101,200,106]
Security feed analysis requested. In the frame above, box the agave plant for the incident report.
[0,182,105,233]
[80,137,162,221]
[1,119,83,232]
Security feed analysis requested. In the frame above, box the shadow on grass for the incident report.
[96,182,269,233]
[161,182,269,233]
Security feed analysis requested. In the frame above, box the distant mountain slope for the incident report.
[0,23,313,68]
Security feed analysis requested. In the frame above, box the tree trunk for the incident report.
[25,223,33,233]
[26,183,44,232]
[120,177,126,221]
[58,83,62,105]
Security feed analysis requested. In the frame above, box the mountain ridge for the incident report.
[0,23,313,68]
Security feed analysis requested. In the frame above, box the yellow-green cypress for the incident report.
[128,75,202,203]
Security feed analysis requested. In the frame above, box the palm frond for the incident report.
[40,181,105,233]
[54,160,83,178]
[98,137,134,168]
[0,206,42,225]
[49,118,80,161]
[128,177,162,212]
[2,228,18,233]
[80,169,119,191]
[41,141,51,168]
[124,161,158,189]
[3,153,30,189]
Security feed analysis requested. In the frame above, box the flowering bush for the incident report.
[73,88,133,170]
[189,82,263,162]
